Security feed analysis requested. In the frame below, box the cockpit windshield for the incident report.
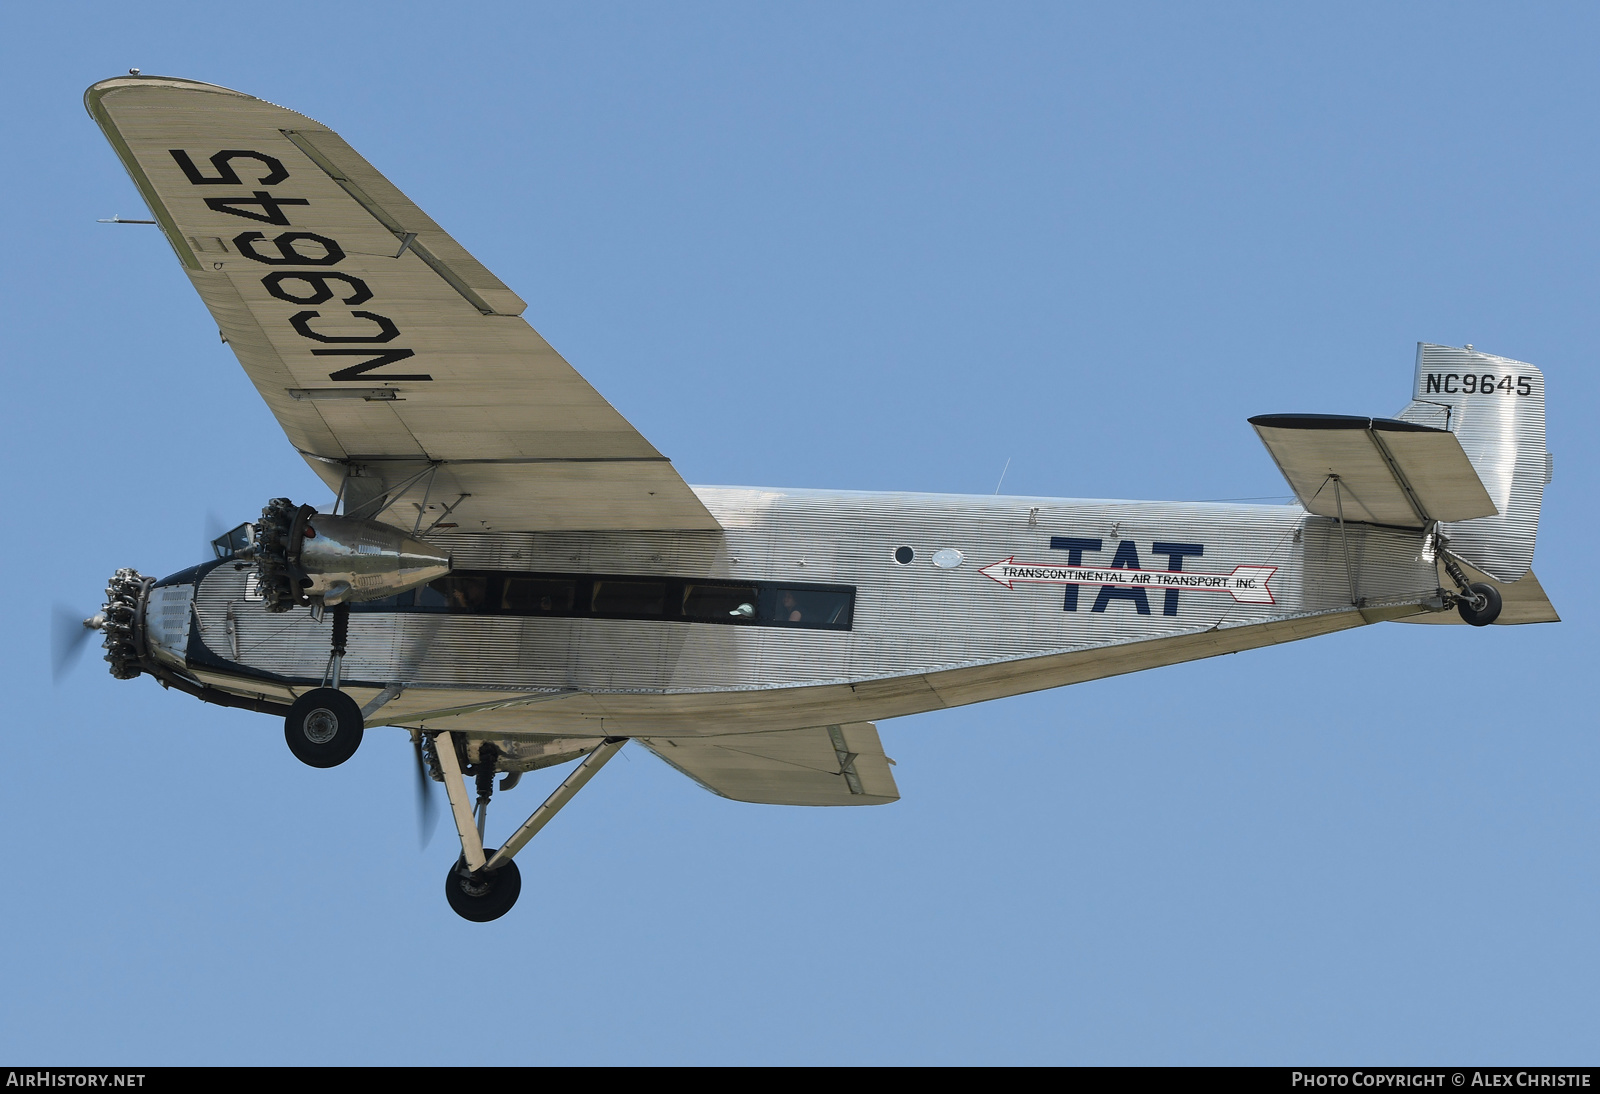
[210,522,253,559]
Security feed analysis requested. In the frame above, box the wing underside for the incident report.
[641,723,900,806]
[87,74,718,533]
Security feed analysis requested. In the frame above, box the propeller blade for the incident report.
[413,735,439,848]
[51,604,101,684]
[204,509,228,557]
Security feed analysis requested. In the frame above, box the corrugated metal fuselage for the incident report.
[171,486,1440,743]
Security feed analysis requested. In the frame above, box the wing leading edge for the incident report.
[86,75,719,533]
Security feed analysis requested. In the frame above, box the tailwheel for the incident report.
[1441,550,1505,628]
[284,687,364,768]
[445,851,521,922]
[1457,582,1503,627]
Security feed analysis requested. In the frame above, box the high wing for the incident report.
[86,75,718,533]
[1249,414,1497,528]
[642,723,900,806]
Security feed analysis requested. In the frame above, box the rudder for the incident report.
[1395,343,1551,583]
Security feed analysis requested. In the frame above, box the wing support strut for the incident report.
[1330,475,1360,607]
[431,732,628,877]
[432,729,485,871]
[484,738,627,872]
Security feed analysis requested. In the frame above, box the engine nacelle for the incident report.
[254,498,451,613]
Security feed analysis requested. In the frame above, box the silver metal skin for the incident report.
[135,337,1558,769]
[296,513,451,606]
[133,472,1534,877]
[143,584,194,669]
[177,490,1420,731]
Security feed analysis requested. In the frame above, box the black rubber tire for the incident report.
[1457,582,1503,627]
[284,687,364,768]
[444,850,522,922]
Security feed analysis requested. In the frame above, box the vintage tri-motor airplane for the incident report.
[76,73,1558,921]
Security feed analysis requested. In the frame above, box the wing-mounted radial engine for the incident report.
[251,498,451,614]
[242,498,455,771]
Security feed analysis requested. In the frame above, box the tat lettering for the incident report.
[1049,539,1206,616]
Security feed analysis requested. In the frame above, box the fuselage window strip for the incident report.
[348,570,856,631]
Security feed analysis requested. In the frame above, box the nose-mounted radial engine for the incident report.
[91,498,451,770]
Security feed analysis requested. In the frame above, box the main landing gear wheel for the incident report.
[284,687,364,768]
[1457,582,1503,627]
[444,850,521,922]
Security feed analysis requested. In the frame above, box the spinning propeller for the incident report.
[51,604,103,683]
[412,733,440,848]
[203,509,228,558]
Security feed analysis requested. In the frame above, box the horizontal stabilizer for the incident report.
[641,722,899,806]
[1250,414,1497,528]
[1399,563,1560,626]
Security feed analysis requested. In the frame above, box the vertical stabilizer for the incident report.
[1395,344,1549,582]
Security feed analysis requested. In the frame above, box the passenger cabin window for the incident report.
[683,583,758,622]
[592,580,666,617]
[762,586,854,628]
[418,576,489,610]
[502,578,575,613]
[353,571,854,631]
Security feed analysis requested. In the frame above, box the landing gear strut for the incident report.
[430,730,628,921]
[284,603,364,767]
[1442,553,1503,627]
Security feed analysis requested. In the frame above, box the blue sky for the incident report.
[2,2,1595,1064]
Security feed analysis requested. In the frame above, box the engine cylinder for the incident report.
[100,567,151,679]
